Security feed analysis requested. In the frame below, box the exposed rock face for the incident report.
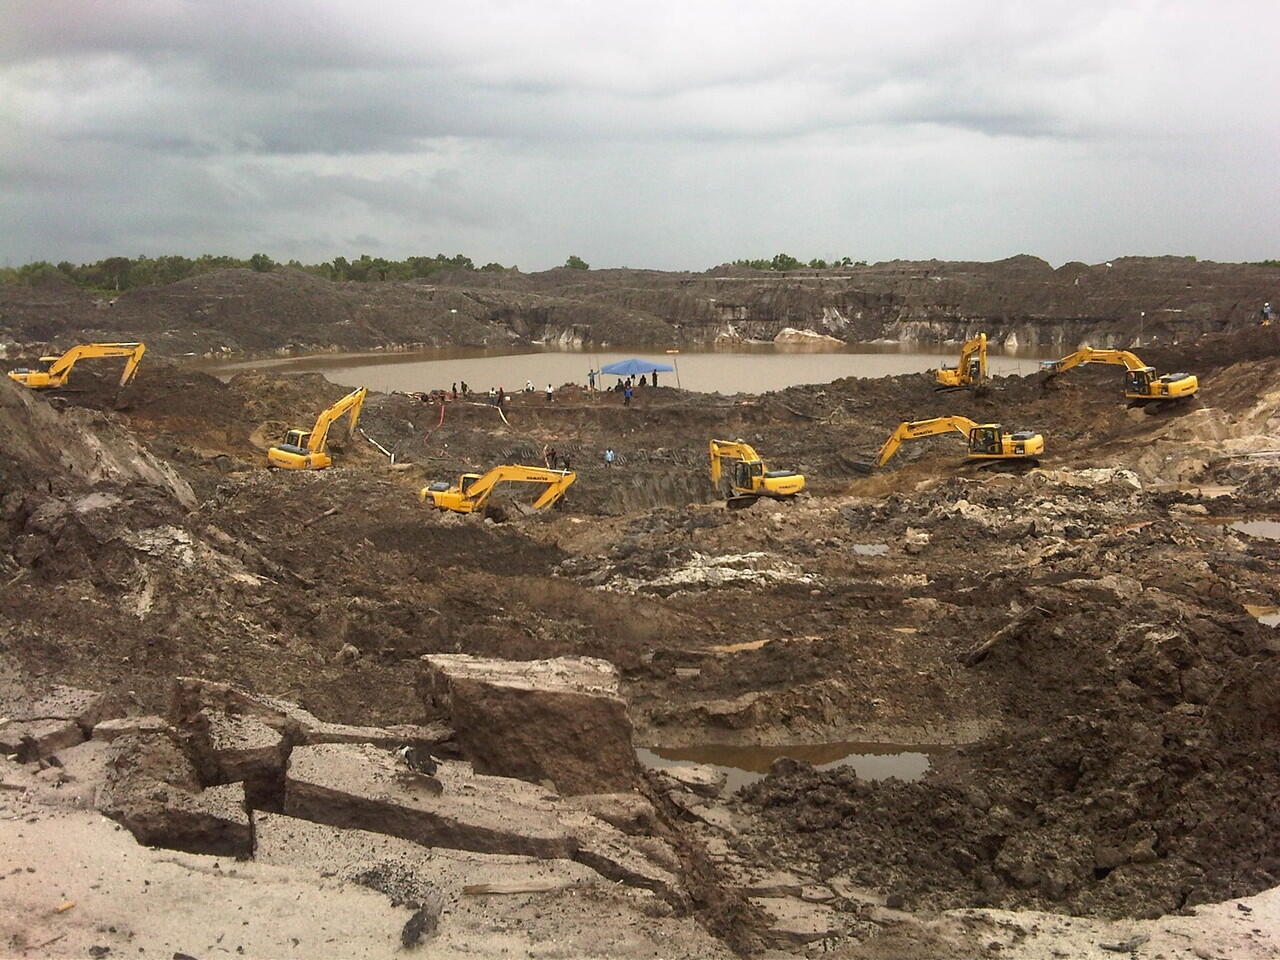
[282,743,683,902]
[168,676,451,754]
[168,676,451,809]
[96,732,253,858]
[657,762,728,798]
[5,256,1273,357]
[284,743,576,860]
[0,376,196,506]
[565,792,659,836]
[418,654,641,796]
[0,683,130,760]
[92,715,173,742]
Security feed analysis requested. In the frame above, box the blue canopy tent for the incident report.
[600,358,674,377]
[599,357,676,389]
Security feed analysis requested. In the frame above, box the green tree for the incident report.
[769,253,802,272]
[563,255,590,270]
[99,256,132,290]
[249,253,276,273]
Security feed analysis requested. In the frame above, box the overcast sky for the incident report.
[3,0,1277,270]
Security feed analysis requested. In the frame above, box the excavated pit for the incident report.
[4,318,1280,956]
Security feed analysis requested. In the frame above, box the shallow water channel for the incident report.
[636,741,950,794]
[201,342,1056,395]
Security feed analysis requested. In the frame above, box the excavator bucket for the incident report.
[847,459,877,475]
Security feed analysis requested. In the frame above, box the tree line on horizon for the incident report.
[0,252,525,295]
[0,250,858,295]
[7,250,1261,295]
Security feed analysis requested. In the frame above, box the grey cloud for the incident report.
[1,0,1277,268]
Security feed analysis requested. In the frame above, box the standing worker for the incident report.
[587,369,596,391]
[1263,302,1274,326]
[545,383,554,403]
[623,383,633,406]
[604,448,615,468]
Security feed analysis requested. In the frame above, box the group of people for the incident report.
[544,445,616,471]
[446,380,560,407]
[543,446,579,471]
[440,369,663,405]
[585,369,659,392]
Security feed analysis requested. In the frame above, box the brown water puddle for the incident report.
[637,741,950,793]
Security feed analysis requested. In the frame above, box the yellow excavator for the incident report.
[7,342,146,390]
[709,439,805,507]
[420,465,577,514]
[935,334,987,390]
[267,386,367,470]
[876,416,1044,468]
[1039,347,1197,403]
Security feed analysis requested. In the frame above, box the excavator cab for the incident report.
[733,460,764,490]
[1124,368,1156,395]
[968,425,1002,455]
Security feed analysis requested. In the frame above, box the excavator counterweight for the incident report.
[709,439,804,507]
[267,386,367,470]
[1040,346,1197,403]
[7,342,146,390]
[876,416,1044,468]
[420,465,576,514]
[935,334,988,390]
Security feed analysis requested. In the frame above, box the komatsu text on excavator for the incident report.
[7,342,146,390]
[1039,347,1197,404]
[267,386,367,470]
[420,465,577,515]
[709,439,805,507]
[935,334,987,390]
[876,416,1044,468]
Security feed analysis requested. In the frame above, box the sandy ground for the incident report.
[0,755,732,959]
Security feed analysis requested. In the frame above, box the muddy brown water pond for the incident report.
[200,342,1057,395]
[636,741,951,794]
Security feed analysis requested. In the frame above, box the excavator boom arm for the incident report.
[1044,347,1146,375]
[448,466,577,511]
[306,387,367,453]
[958,334,987,378]
[876,416,977,467]
[43,342,147,384]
